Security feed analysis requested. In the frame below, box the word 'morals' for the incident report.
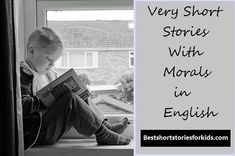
[163,66,212,78]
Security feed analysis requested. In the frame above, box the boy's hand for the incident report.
[78,73,91,85]
[63,83,72,92]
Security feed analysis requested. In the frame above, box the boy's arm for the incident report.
[20,68,46,116]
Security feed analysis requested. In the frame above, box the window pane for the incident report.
[46,10,134,108]
[47,10,133,21]
[69,52,85,67]
[86,52,93,66]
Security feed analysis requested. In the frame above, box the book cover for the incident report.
[36,68,91,107]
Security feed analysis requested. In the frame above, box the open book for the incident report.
[36,68,91,107]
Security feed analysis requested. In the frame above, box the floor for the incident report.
[25,139,134,156]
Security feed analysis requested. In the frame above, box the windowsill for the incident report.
[25,139,133,156]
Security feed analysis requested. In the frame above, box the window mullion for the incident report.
[67,52,69,68]
[84,51,87,68]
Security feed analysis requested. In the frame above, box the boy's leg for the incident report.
[63,93,131,145]
[86,97,105,120]
[69,94,103,136]
[36,92,103,145]
[36,92,130,146]
[86,97,130,134]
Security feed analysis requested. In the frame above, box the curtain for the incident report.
[0,0,24,155]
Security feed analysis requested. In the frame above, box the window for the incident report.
[25,0,134,139]
[44,9,133,84]
[129,51,134,68]
[55,49,98,69]
[35,0,134,119]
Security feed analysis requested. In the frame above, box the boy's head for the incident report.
[26,27,63,74]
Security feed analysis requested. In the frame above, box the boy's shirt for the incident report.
[20,62,57,114]
[20,62,57,94]
[20,61,57,150]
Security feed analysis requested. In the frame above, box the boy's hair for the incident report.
[27,27,63,51]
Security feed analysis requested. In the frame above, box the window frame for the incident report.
[37,0,133,28]
[129,51,134,68]
[24,0,134,138]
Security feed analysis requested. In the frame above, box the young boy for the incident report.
[20,27,130,150]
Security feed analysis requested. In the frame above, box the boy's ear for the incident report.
[27,44,35,57]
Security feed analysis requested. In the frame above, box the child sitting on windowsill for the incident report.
[20,27,130,150]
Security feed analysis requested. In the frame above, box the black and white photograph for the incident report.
[1,0,134,156]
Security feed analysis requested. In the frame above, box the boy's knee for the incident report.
[62,92,77,100]
[53,92,76,109]
[69,92,84,102]
[62,92,85,107]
